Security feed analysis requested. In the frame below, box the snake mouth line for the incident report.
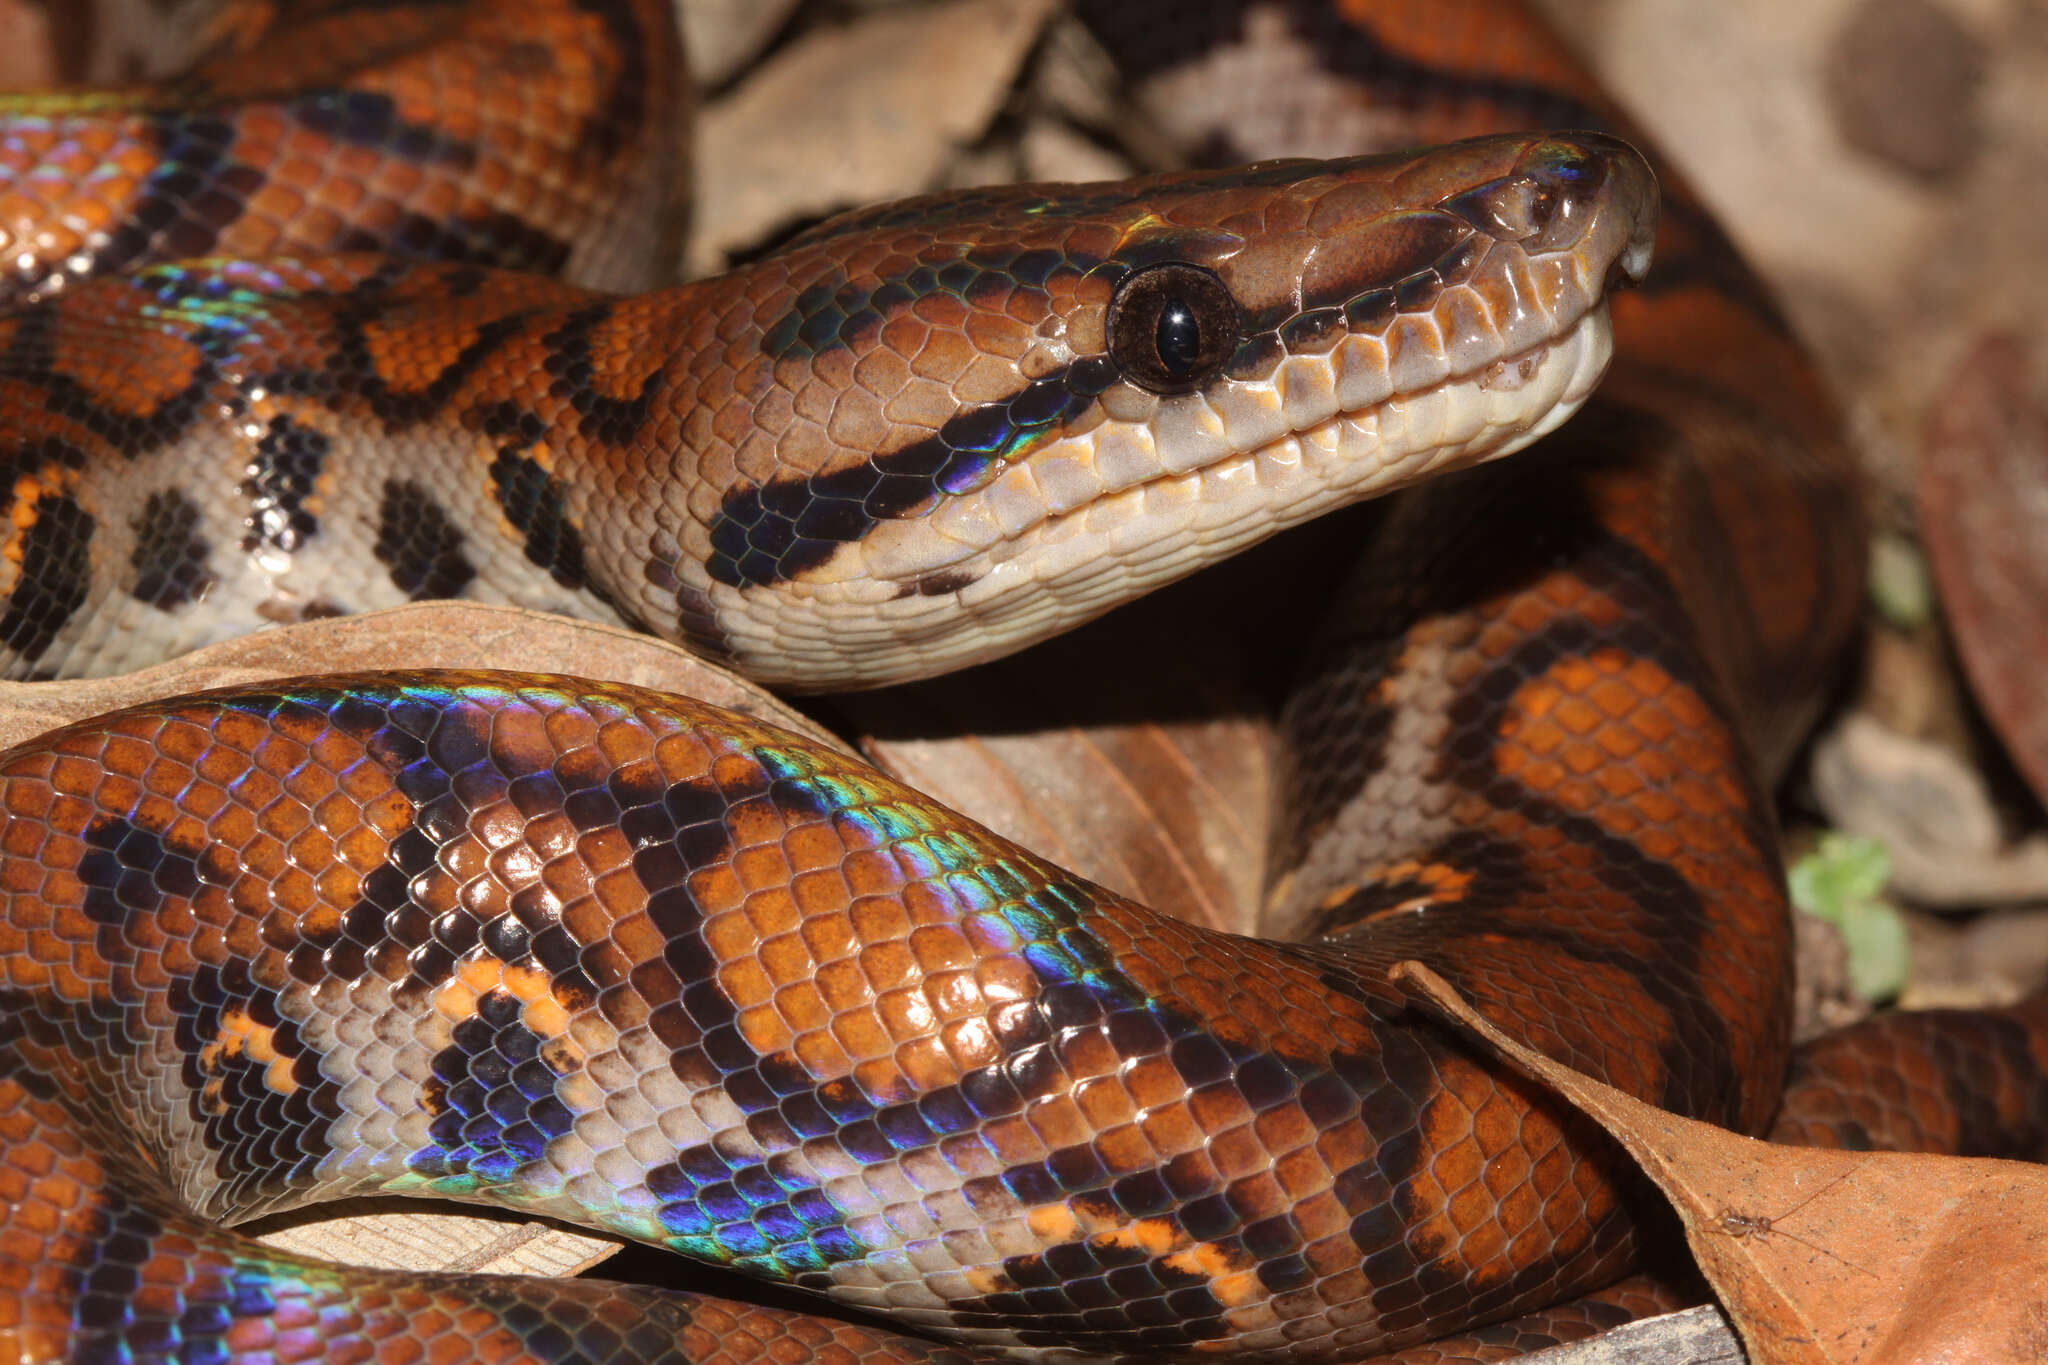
[743,304,1614,688]
[933,303,1613,586]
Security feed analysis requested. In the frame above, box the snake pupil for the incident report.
[1156,299,1201,376]
[1107,261,1241,394]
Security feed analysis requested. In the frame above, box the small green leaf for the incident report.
[1868,534,1934,630]
[1837,898,1912,1001]
[1789,832,1893,922]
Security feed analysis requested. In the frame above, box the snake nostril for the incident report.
[1520,140,1610,248]
[1444,138,1633,251]
[1443,176,1547,243]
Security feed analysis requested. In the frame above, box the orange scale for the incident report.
[893,1033,970,1093]
[853,938,918,996]
[543,863,626,940]
[767,971,832,1030]
[1122,1057,1186,1114]
[200,798,258,856]
[0,822,46,865]
[725,844,789,898]
[807,348,857,396]
[877,315,930,365]
[87,777,143,828]
[1021,1095,1093,1152]
[868,982,937,1044]
[937,1014,1000,1072]
[729,973,790,1046]
[824,389,886,450]
[960,315,1028,367]
[1287,1197,1355,1251]
[258,865,315,918]
[1060,1028,1124,1085]
[1221,1169,1291,1226]
[779,815,850,873]
[847,1052,911,1106]
[1251,1106,1319,1162]
[1556,743,1607,780]
[1197,1119,1265,1182]
[899,923,975,975]
[43,756,100,803]
[794,908,859,966]
[1070,1078,1137,1133]
[13,945,62,992]
[282,817,337,868]
[136,759,194,808]
[785,1029,854,1087]
[837,897,909,956]
[1093,1126,1162,1183]
[920,967,987,1021]
[746,383,796,437]
[739,889,805,946]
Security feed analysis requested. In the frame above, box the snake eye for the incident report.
[1107,262,1241,394]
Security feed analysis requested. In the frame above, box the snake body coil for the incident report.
[0,4,2042,1365]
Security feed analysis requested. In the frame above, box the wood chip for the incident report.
[1522,1305,1743,1365]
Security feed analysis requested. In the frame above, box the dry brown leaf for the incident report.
[688,0,1058,273]
[251,1205,618,1280]
[0,0,53,84]
[679,0,805,86]
[1394,962,2048,1365]
[854,689,1272,936]
[837,574,1280,936]
[0,601,834,755]
[1918,333,2048,816]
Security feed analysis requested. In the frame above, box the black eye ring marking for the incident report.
[1106,262,1242,395]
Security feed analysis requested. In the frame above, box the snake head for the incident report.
[658,132,1657,689]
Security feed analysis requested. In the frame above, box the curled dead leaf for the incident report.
[688,0,1059,274]
[1918,333,2048,815]
[1394,962,2048,1365]
[0,601,835,755]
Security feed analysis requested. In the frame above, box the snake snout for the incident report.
[1547,132,1659,288]
[1443,132,1659,287]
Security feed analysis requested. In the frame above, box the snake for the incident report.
[1,2,2046,1363]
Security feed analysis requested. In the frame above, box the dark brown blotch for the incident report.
[373,480,475,600]
[241,415,329,553]
[0,491,95,663]
[488,450,590,591]
[131,489,217,610]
